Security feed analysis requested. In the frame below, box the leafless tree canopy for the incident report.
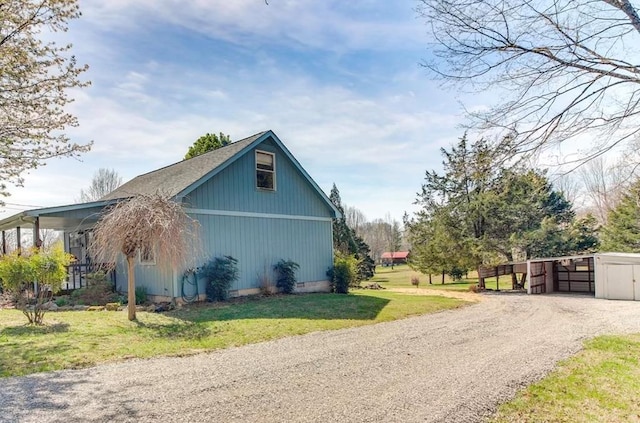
[79,168,123,202]
[0,0,91,199]
[90,194,201,268]
[418,0,640,161]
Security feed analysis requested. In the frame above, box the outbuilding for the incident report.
[527,253,640,300]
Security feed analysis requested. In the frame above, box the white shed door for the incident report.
[604,264,636,300]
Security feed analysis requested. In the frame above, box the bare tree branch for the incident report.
[417,0,640,161]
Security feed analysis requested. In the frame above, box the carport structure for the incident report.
[480,253,640,300]
[528,253,640,300]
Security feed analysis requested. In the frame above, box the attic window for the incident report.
[256,150,275,190]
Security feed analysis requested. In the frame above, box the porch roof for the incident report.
[0,200,112,232]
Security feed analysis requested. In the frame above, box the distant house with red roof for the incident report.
[381,251,410,266]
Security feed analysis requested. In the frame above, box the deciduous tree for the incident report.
[90,194,200,320]
[184,132,231,160]
[417,0,640,162]
[78,168,122,202]
[1,0,91,200]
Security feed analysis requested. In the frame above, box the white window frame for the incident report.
[256,150,276,191]
[138,242,156,265]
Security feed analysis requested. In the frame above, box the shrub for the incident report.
[257,267,276,296]
[328,254,358,294]
[55,297,69,307]
[199,255,239,301]
[0,245,72,325]
[411,276,420,287]
[72,273,117,306]
[273,260,300,294]
[449,266,466,281]
[135,286,148,305]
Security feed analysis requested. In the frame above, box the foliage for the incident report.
[90,193,201,320]
[0,245,72,325]
[448,266,465,281]
[407,133,588,272]
[328,254,359,294]
[79,168,122,202]
[410,276,420,287]
[601,181,640,252]
[273,259,300,294]
[0,0,91,199]
[184,132,231,160]
[199,256,239,302]
[417,0,640,163]
[135,286,148,305]
[329,184,376,282]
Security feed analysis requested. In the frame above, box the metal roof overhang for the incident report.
[0,200,112,232]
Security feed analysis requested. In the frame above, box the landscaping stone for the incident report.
[73,305,89,311]
[363,283,385,290]
[105,303,120,311]
[87,306,105,311]
[41,301,59,311]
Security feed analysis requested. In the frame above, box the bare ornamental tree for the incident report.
[418,0,640,164]
[90,194,201,320]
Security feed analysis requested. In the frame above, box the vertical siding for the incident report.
[186,213,333,292]
[185,139,334,218]
[115,256,175,298]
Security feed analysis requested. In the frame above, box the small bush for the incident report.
[55,297,69,307]
[449,266,466,281]
[135,286,148,305]
[328,254,358,294]
[411,276,420,287]
[469,284,481,293]
[199,255,239,301]
[273,260,300,294]
[257,268,276,296]
[72,276,117,306]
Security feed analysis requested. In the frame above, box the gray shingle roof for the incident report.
[101,131,268,201]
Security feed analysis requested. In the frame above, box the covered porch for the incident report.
[0,200,116,291]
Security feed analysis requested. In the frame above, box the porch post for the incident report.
[33,217,42,249]
[16,226,21,254]
[1,230,5,255]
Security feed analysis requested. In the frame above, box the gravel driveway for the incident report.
[2,293,640,423]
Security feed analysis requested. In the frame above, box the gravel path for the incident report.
[2,293,640,423]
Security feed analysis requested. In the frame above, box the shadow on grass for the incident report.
[1,322,70,337]
[134,319,211,340]
[171,293,391,323]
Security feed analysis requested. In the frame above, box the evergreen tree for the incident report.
[601,182,640,252]
[329,184,375,282]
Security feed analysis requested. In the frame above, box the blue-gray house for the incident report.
[0,130,340,301]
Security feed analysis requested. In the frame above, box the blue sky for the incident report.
[3,0,479,222]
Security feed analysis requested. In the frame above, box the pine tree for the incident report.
[601,182,640,252]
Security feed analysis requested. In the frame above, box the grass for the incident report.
[371,264,507,291]
[0,290,464,378]
[492,334,640,422]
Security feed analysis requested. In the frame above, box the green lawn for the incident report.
[0,290,464,378]
[371,264,507,291]
[492,334,640,422]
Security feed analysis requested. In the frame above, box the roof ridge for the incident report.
[127,130,269,180]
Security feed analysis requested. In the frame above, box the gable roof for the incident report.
[101,130,340,217]
[381,251,410,259]
[102,131,267,201]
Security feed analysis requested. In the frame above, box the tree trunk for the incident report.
[442,269,445,284]
[127,255,136,321]
[429,273,432,284]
